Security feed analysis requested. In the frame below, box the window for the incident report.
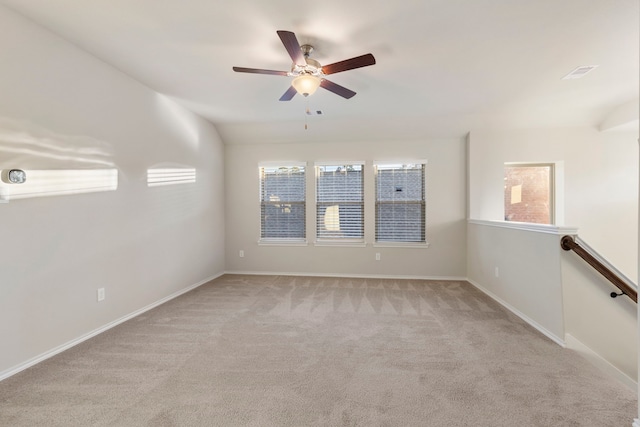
[504,163,554,224]
[316,163,364,241]
[375,163,426,243]
[260,164,306,241]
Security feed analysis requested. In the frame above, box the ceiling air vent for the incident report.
[562,65,599,80]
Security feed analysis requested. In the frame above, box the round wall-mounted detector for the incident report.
[8,169,26,184]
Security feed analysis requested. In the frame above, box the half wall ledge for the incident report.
[467,219,578,236]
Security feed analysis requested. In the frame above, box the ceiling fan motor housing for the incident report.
[290,50,322,77]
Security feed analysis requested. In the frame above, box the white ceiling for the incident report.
[2,0,638,144]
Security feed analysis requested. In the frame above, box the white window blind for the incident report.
[260,165,305,240]
[316,164,364,240]
[375,163,425,242]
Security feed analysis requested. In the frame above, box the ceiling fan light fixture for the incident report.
[292,74,321,97]
[233,30,375,101]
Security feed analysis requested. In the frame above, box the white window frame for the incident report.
[374,161,427,246]
[314,161,365,245]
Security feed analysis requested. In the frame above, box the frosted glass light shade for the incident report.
[292,75,321,97]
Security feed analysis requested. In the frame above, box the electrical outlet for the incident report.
[239,250,244,258]
[375,253,381,261]
[494,267,499,278]
[97,288,105,302]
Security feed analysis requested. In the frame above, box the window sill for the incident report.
[467,219,578,235]
[314,240,367,248]
[374,242,430,249]
[258,239,308,246]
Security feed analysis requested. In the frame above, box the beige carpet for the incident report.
[0,274,636,426]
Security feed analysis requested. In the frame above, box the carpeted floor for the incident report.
[0,274,636,426]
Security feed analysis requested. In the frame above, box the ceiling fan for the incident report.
[233,30,376,101]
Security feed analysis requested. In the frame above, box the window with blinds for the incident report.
[316,164,364,241]
[375,163,425,242]
[260,165,306,241]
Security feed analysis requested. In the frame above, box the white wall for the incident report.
[468,127,638,281]
[467,221,568,343]
[0,7,225,376]
[467,220,638,384]
[467,127,639,386]
[225,138,466,278]
[561,250,637,384]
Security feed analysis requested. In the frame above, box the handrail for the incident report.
[560,235,637,303]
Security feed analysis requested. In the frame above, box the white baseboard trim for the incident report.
[467,279,566,347]
[565,333,637,393]
[0,272,224,382]
[632,418,640,427]
[223,270,468,281]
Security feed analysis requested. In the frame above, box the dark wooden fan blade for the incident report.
[321,53,376,75]
[233,67,288,76]
[277,30,306,66]
[279,86,297,101]
[320,79,356,99]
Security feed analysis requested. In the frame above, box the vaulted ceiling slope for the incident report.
[2,0,638,144]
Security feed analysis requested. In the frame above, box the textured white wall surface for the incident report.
[0,7,225,376]
[466,221,566,342]
[468,128,638,281]
[467,220,638,385]
[561,251,637,383]
[225,139,467,278]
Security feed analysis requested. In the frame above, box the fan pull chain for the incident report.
[304,99,309,130]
